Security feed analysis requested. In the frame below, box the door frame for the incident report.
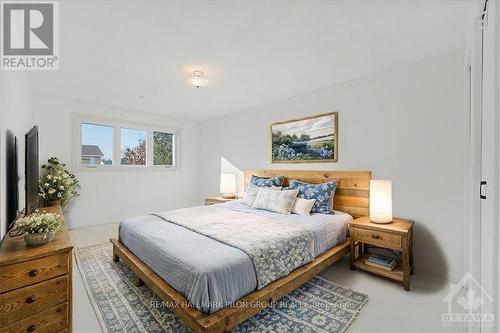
[465,1,500,332]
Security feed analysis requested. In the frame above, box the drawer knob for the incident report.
[26,296,36,304]
[28,269,38,277]
[27,324,37,332]
[371,234,380,239]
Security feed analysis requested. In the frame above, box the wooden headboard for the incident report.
[243,170,371,218]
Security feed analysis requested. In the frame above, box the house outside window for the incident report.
[81,145,104,165]
[73,114,179,171]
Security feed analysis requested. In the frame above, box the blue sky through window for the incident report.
[81,123,113,160]
[121,128,146,151]
[81,124,148,164]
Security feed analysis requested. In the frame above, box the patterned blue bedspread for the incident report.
[119,201,350,314]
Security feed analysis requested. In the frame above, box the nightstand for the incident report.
[349,216,414,290]
[205,196,237,206]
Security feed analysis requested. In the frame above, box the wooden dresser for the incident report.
[0,206,73,333]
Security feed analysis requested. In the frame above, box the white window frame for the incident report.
[72,113,180,172]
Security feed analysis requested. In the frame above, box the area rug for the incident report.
[75,243,367,333]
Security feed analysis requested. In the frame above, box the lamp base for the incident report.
[222,194,237,199]
[370,219,393,224]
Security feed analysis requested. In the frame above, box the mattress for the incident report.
[118,200,351,314]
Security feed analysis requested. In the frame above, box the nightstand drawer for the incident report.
[354,228,402,249]
[0,275,69,326]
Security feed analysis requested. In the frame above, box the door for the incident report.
[467,1,499,332]
[480,1,499,332]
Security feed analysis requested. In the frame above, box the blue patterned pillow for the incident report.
[288,179,338,214]
[250,175,285,187]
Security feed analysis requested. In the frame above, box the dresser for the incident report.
[0,206,73,333]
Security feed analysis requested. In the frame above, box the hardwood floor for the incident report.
[70,223,464,333]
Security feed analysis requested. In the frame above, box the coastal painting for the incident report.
[271,112,338,163]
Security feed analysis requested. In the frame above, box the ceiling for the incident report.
[28,0,476,121]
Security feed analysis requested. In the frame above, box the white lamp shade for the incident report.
[220,173,236,195]
[369,180,393,223]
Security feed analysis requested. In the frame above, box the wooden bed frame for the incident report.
[111,170,371,333]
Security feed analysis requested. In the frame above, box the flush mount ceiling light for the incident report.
[190,70,208,88]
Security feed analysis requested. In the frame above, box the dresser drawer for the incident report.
[0,275,69,326]
[2,302,68,333]
[0,252,70,293]
[354,228,402,249]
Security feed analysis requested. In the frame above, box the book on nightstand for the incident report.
[366,254,397,271]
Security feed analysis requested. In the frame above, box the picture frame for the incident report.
[270,112,338,163]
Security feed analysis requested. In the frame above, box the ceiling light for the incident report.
[190,70,208,88]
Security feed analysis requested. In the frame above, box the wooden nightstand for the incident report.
[205,196,237,206]
[349,216,414,290]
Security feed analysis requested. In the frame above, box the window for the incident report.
[81,123,113,165]
[74,114,178,170]
[121,128,147,165]
[153,131,173,166]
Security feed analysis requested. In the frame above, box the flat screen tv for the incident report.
[6,131,18,231]
[25,126,40,215]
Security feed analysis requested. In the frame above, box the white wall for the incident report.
[200,50,466,281]
[0,73,33,240]
[32,93,201,229]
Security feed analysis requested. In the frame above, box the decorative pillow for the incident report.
[241,183,281,207]
[291,198,316,216]
[252,188,299,215]
[288,179,338,214]
[249,175,285,187]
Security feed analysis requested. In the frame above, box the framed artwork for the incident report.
[270,112,338,163]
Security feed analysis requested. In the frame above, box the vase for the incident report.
[24,231,55,247]
[47,200,61,207]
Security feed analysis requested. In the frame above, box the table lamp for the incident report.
[220,173,237,199]
[369,179,393,223]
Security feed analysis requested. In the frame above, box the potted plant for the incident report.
[13,212,62,246]
[39,157,80,207]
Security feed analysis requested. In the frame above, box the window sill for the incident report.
[74,165,180,172]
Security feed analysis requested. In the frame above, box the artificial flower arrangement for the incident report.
[13,212,62,246]
[39,157,80,207]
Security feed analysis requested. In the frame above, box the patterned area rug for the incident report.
[75,243,368,333]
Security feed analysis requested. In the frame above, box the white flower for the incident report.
[13,212,61,234]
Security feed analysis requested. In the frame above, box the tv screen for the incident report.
[25,126,40,215]
[6,131,18,231]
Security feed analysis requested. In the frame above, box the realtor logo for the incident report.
[442,273,495,328]
[1,1,59,70]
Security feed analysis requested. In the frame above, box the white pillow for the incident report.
[291,198,316,216]
[241,184,281,207]
[252,188,299,215]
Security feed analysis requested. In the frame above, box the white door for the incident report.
[467,1,499,332]
[480,1,499,332]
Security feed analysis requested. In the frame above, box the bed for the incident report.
[110,170,371,333]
